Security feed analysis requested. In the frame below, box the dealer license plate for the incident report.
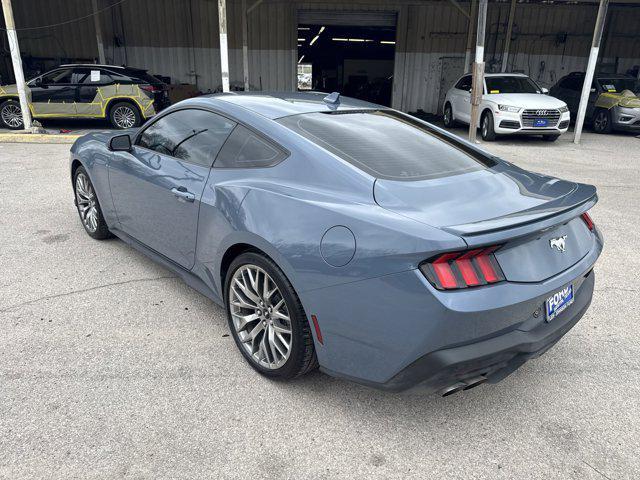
[534,119,548,127]
[545,284,574,322]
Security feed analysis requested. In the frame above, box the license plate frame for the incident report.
[545,284,574,322]
[534,119,549,127]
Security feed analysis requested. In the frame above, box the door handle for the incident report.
[171,186,195,203]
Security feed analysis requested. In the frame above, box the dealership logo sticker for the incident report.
[549,235,567,252]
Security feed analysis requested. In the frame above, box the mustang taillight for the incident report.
[420,246,505,290]
[581,212,594,231]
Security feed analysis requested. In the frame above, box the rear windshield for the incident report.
[119,68,163,84]
[277,110,492,180]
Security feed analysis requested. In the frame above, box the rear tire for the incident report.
[481,111,496,141]
[109,101,141,129]
[542,134,560,142]
[592,108,612,134]
[224,252,318,380]
[443,103,455,128]
[0,99,24,130]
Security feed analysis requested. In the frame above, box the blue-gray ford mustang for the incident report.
[69,92,603,395]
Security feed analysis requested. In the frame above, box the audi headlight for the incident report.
[498,105,521,113]
[559,105,569,113]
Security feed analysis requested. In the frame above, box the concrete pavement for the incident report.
[0,131,639,479]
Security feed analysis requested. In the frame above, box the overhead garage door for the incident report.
[298,10,397,27]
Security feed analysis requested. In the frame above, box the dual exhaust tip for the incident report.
[441,376,487,397]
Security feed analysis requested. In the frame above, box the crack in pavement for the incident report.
[0,275,178,313]
[582,460,613,480]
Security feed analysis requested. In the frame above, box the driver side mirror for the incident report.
[33,77,43,87]
[109,134,132,152]
[541,87,549,94]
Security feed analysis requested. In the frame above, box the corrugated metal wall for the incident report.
[2,0,639,114]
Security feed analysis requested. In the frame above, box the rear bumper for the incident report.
[375,270,594,393]
[303,229,602,393]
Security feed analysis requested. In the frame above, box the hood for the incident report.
[485,93,566,109]
[595,90,640,109]
[373,161,596,234]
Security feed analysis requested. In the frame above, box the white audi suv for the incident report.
[443,73,570,141]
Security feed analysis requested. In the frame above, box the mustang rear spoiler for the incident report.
[443,184,597,246]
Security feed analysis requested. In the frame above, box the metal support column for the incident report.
[91,0,106,64]
[464,0,477,74]
[241,0,249,91]
[574,0,609,145]
[501,0,516,72]
[217,0,230,92]
[1,0,31,130]
[468,0,487,142]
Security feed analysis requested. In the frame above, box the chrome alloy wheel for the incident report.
[112,105,136,128]
[75,172,99,233]
[482,115,489,138]
[229,264,293,369]
[1,103,23,128]
[444,106,451,126]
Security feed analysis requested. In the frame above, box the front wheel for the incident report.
[73,167,111,240]
[0,99,24,130]
[109,102,141,129]
[592,108,612,134]
[481,111,496,141]
[225,252,318,379]
[443,103,455,128]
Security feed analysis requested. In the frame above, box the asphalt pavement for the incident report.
[0,130,638,479]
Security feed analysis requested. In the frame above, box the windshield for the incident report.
[597,77,638,94]
[485,76,541,94]
[277,110,493,181]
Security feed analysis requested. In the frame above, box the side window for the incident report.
[41,69,73,84]
[560,76,583,91]
[74,68,113,85]
[137,109,236,167]
[214,125,287,169]
[455,76,472,91]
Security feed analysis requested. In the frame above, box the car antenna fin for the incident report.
[323,92,340,104]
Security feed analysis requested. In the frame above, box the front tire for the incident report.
[73,166,111,240]
[481,111,496,141]
[224,252,318,379]
[592,108,612,134]
[443,102,455,128]
[109,101,141,129]
[0,99,24,130]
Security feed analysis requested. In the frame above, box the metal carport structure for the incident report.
[2,0,639,143]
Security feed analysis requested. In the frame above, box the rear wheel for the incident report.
[0,99,24,130]
[592,108,612,134]
[481,111,496,141]
[73,166,111,240]
[225,252,318,379]
[109,101,141,129]
[542,134,560,142]
[443,103,455,128]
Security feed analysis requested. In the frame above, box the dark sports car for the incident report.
[69,92,603,395]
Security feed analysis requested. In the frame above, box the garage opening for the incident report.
[297,11,397,106]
